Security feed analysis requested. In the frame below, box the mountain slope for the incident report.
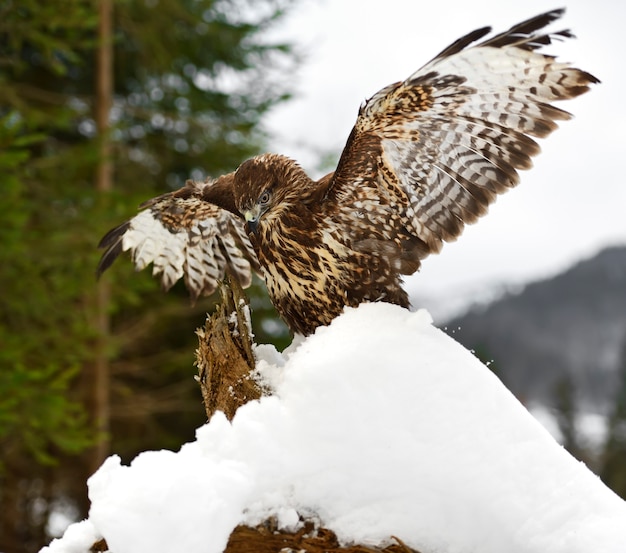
[443,246,626,412]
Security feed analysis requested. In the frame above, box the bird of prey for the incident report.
[98,9,597,336]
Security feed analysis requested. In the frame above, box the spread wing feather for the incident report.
[97,179,259,300]
[330,8,598,263]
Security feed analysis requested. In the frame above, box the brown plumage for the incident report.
[98,9,598,336]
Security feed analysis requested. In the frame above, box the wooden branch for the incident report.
[195,275,262,421]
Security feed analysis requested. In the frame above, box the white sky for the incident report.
[263,0,626,304]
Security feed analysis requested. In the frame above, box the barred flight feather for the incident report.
[97,179,258,300]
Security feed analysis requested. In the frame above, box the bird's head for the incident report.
[204,154,309,238]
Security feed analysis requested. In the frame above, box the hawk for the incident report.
[98,9,597,336]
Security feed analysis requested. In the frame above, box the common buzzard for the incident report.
[98,9,597,335]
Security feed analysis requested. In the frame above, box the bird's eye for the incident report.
[258,190,272,205]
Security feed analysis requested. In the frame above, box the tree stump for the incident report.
[194,278,422,553]
[195,275,262,421]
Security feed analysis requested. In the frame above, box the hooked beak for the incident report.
[243,205,261,234]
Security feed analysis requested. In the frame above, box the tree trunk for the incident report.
[92,0,114,472]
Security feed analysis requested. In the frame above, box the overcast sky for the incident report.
[262,0,625,313]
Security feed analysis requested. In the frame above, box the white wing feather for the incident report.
[97,182,258,300]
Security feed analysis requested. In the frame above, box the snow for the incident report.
[41,304,626,553]
[41,520,100,553]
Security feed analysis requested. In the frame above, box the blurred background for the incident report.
[1,0,624,551]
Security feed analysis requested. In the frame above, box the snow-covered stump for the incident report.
[195,275,261,421]
[41,304,626,553]
[194,279,424,553]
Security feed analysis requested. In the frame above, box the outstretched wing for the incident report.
[329,8,598,263]
[97,177,259,300]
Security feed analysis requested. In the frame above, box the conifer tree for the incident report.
[601,334,626,499]
[0,1,295,550]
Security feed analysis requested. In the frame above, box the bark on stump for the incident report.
[226,521,421,553]
[195,275,262,421]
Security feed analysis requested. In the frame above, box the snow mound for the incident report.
[42,304,626,553]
